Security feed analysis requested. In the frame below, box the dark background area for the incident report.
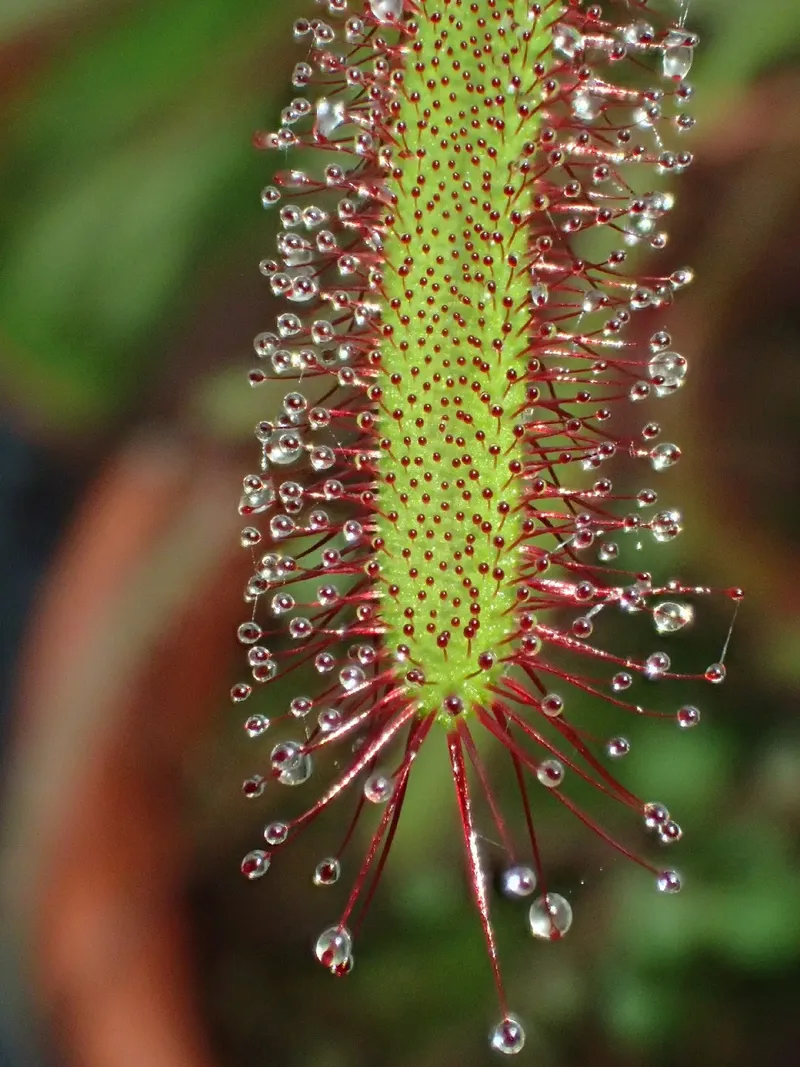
[0,2,798,1066]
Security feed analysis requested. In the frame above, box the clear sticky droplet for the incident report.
[643,801,671,829]
[653,601,695,634]
[536,759,565,789]
[656,869,682,894]
[663,45,693,81]
[242,775,266,799]
[659,820,683,844]
[237,622,262,644]
[264,820,289,846]
[677,704,701,729]
[369,0,403,24]
[313,858,341,886]
[648,351,687,396]
[501,865,537,899]
[650,442,682,471]
[241,850,270,880]
[651,508,683,542]
[612,671,633,691]
[240,526,261,547]
[363,772,394,804]
[606,736,630,758]
[705,662,726,684]
[243,714,270,738]
[315,97,347,137]
[644,651,670,678]
[315,925,353,968]
[529,893,573,940]
[490,1016,526,1055]
[270,741,313,785]
[541,693,563,717]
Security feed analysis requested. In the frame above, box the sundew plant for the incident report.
[234,0,740,1053]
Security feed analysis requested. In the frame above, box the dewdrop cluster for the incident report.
[234,0,739,1053]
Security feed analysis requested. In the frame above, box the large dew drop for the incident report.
[369,0,403,23]
[650,442,682,471]
[662,45,694,81]
[271,740,313,785]
[314,97,346,138]
[653,600,694,634]
[648,350,687,396]
[528,893,573,940]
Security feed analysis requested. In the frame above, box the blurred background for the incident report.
[0,1,798,1065]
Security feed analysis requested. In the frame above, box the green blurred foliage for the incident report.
[0,0,292,432]
[2,2,798,1066]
